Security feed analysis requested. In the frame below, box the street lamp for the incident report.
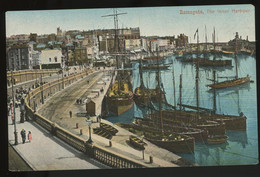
[57,70,60,91]
[141,135,145,160]
[40,74,44,104]
[86,119,93,143]
[11,71,18,145]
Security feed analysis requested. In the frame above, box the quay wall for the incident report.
[7,69,59,86]
[24,68,147,168]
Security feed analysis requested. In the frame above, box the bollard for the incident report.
[76,123,79,129]
[80,129,83,135]
[109,140,112,147]
[149,156,153,163]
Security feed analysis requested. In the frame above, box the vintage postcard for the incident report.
[6,4,258,171]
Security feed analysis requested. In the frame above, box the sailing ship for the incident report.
[134,57,166,107]
[182,28,232,67]
[107,70,134,115]
[133,117,208,142]
[160,57,246,132]
[104,9,134,116]
[154,30,227,138]
[207,33,251,89]
[133,46,195,153]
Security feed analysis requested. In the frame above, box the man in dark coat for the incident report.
[20,129,26,144]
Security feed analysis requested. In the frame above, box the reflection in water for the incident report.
[226,131,248,149]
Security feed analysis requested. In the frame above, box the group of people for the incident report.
[20,129,32,144]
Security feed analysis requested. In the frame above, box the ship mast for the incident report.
[139,59,144,89]
[213,27,216,61]
[195,29,200,111]
[235,32,239,79]
[213,70,217,114]
[204,25,208,59]
[102,9,127,93]
[172,66,176,108]
[156,46,164,136]
[179,73,182,110]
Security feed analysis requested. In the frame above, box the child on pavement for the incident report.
[28,131,32,142]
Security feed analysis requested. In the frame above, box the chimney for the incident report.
[247,36,248,41]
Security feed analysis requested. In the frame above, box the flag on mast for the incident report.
[194,28,198,40]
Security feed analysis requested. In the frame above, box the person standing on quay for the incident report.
[20,129,26,144]
[69,111,72,118]
[28,131,32,143]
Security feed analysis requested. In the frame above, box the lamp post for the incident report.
[86,119,93,143]
[40,74,44,104]
[62,69,64,89]
[58,70,60,91]
[141,135,145,160]
[11,71,18,145]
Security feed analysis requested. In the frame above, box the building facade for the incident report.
[40,49,63,69]
[7,43,33,71]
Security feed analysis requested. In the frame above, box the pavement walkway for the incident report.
[8,69,110,171]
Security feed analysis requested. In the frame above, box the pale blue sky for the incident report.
[6,4,255,42]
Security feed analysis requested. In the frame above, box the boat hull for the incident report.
[182,58,232,67]
[149,111,227,135]
[195,59,232,67]
[107,95,134,116]
[159,109,246,131]
[207,76,250,89]
[135,119,208,142]
[129,135,147,150]
[134,87,165,106]
[207,135,228,144]
[145,136,195,153]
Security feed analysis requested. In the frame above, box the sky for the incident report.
[6,4,255,42]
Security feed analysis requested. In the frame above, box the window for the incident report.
[54,57,57,62]
[49,58,51,62]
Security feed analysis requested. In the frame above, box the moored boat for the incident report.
[207,135,228,144]
[207,75,250,89]
[144,132,195,153]
[134,59,166,106]
[117,122,195,153]
[129,135,147,150]
[134,118,208,142]
[107,80,134,115]
[100,122,119,135]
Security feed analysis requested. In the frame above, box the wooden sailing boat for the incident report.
[134,56,167,107]
[104,9,134,115]
[146,34,227,141]
[134,59,157,106]
[143,41,164,61]
[143,49,195,153]
[132,46,195,153]
[183,28,232,67]
[205,71,247,130]
[207,33,250,89]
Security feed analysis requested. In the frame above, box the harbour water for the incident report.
[105,53,258,166]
